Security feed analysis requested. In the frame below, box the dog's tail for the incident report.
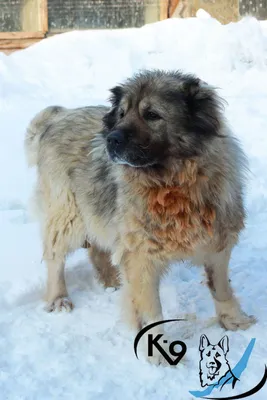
[24,105,64,166]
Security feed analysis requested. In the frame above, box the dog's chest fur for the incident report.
[120,161,216,257]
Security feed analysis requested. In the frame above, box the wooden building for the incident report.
[0,0,266,53]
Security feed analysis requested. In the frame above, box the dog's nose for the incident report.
[107,130,125,148]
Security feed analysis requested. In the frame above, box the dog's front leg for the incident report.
[44,258,73,312]
[120,249,170,365]
[204,246,256,330]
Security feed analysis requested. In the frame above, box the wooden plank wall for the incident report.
[0,0,48,52]
[1,0,267,53]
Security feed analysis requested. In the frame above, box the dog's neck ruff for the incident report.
[119,159,216,256]
[144,160,215,254]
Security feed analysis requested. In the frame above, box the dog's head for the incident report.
[103,70,224,169]
[199,334,230,387]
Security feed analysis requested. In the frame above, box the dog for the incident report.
[25,70,255,364]
[199,334,237,389]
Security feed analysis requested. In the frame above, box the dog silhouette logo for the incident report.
[189,335,267,399]
[199,334,237,390]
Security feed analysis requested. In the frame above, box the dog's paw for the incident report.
[219,313,256,331]
[45,297,74,313]
[215,298,256,331]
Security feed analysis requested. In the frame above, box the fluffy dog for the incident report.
[25,70,255,364]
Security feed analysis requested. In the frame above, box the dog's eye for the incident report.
[206,351,211,356]
[119,109,125,119]
[215,352,221,357]
[144,111,161,121]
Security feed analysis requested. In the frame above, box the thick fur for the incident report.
[25,70,255,364]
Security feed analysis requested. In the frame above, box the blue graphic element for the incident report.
[190,338,256,398]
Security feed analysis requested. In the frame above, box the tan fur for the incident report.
[25,71,256,364]
[146,161,216,254]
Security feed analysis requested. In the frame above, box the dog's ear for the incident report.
[102,85,124,130]
[182,76,202,99]
[182,76,224,138]
[199,334,210,351]
[109,85,124,107]
[218,335,229,355]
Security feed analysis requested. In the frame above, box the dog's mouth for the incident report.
[105,130,165,169]
[107,148,158,169]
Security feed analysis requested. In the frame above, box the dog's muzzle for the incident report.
[106,129,157,168]
[106,130,126,161]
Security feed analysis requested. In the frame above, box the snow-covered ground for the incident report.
[0,13,267,400]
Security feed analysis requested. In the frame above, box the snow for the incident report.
[1,13,267,400]
[196,9,212,19]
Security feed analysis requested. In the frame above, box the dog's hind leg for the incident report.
[41,189,86,312]
[87,244,120,289]
[204,246,256,330]
[43,225,72,312]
